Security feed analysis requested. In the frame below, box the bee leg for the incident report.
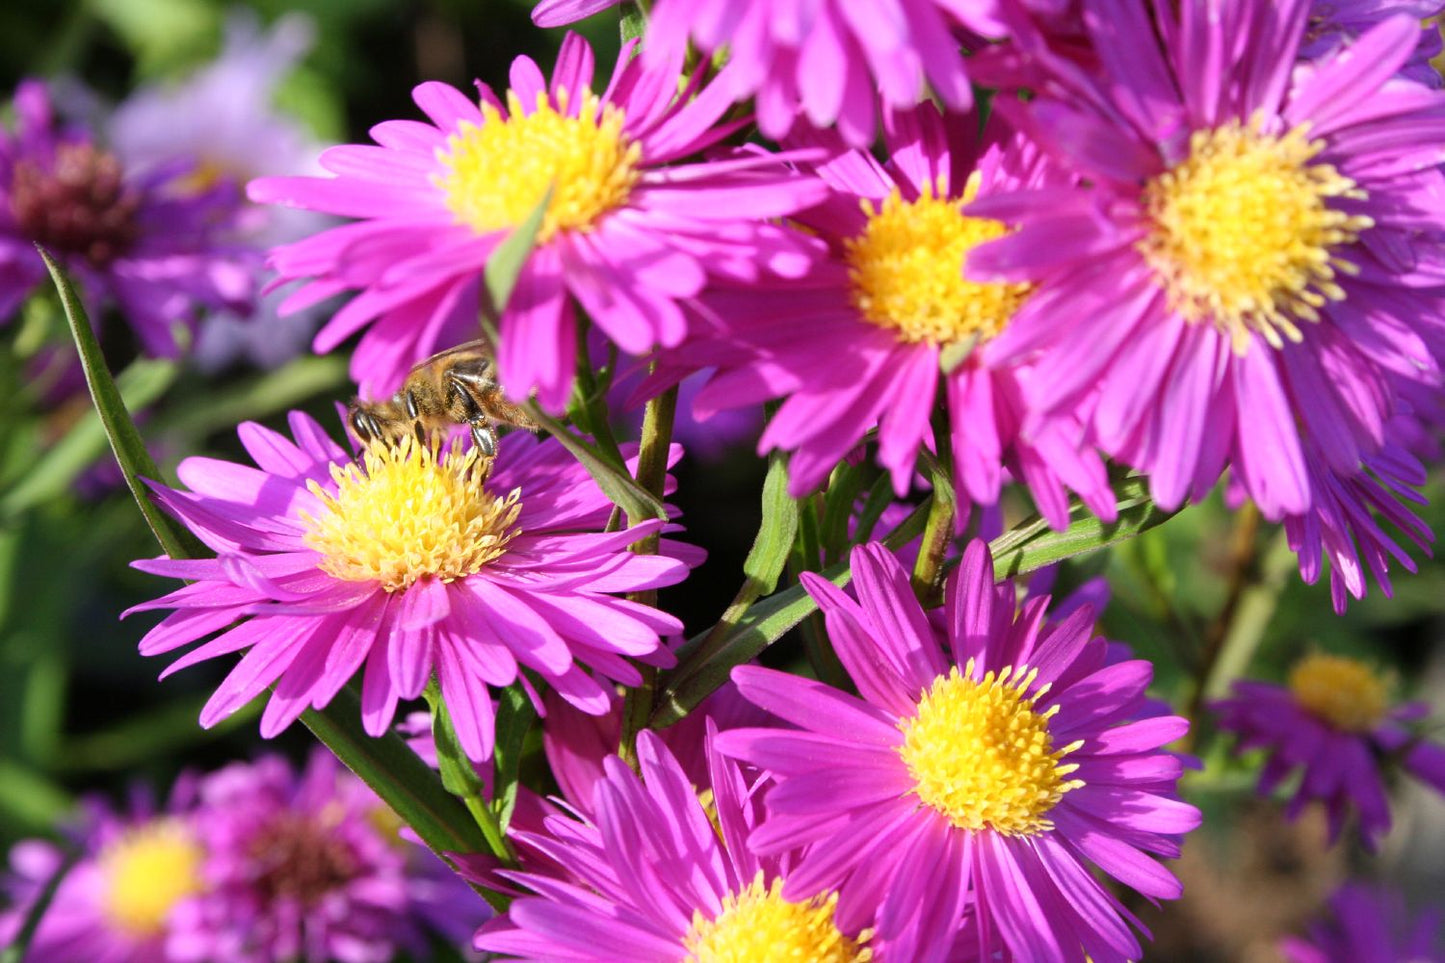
[414,422,429,447]
[348,407,380,462]
[402,389,421,420]
[471,422,497,457]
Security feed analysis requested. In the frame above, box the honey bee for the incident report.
[347,340,537,457]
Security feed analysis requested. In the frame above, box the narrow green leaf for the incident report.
[819,462,866,564]
[0,760,73,834]
[621,4,649,42]
[651,497,932,727]
[743,456,799,596]
[852,471,897,545]
[491,685,535,832]
[0,843,78,963]
[39,248,205,561]
[1,357,176,518]
[482,187,551,336]
[158,354,348,438]
[987,474,1175,579]
[524,404,667,521]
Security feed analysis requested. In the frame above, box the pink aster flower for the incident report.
[643,0,999,147]
[170,749,484,963]
[0,80,254,354]
[1282,882,1444,963]
[476,728,874,961]
[249,32,820,407]
[126,409,700,762]
[0,782,204,963]
[715,540,1200,963]
[1211,651,1445,848]
[969,0,1445,520]
[669,104,1115,526]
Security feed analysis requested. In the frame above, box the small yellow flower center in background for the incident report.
[1140,116,1372,353]
[99,819,204,937]
[684,873,871,963]
[435,88,640,242]
[302,438,522,593]
[844,175,1030,346]
[899,661,1084,836]
[1288,652,1390,732]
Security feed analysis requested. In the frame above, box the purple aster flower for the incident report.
[109,10,336,371]
[531,0,622,25]
[169,749,485,963]
[642,0,998,147]
[249,32,820,408]
[969,0,1445,520]
[0,79,253,354]
[1304,1,1444,88]
[476,728,874,961]
[1281,882,1444,963]
[715,540,1200,963]
[1,784,204,963]
[126,409,700,762]
[669,104,1115,526]
[1212,651,1445,848]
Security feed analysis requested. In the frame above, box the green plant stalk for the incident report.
[424,683,515,884]
[910,454,956,605]
[620,383,678,757]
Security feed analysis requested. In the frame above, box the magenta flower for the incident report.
[249,32,820,407]
[476,729,873,961]
[0,80,253,354]
[643,0,997,146]
[715,540,1200,962]
[531,0,621,26]
[0,784,205,963]
[169,750,485,963]
[969,0,1445,520]
[1212,652,1445,848]
[670,104,1115,525]
[1303,1,1444,88]
[127,410,699,762]
[1281,882,1443,963]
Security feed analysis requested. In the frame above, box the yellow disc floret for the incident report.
[301,437,521,592]
[435,88,640,242]
[898,661,1084,836]
[684,873,872,963]
[1288,652,1391,733]
[845,175,1031,346]
[1140,115,1372,353]
[99,819,205,937]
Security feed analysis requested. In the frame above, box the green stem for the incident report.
[910,452,956,606]
[0,844,78,963]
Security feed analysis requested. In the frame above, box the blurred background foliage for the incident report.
[0,3,1441,961]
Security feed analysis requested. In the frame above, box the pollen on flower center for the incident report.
[434,87,640,242]
[683,873,872,963]
[301,437,522,593]
[1288,652,1390,733]
[1140,116,1372,353]
[898,661,1084,835]
[99,819,205,936]
[844,175,1030,347]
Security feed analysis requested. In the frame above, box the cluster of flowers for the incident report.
[0,749,485,963]
[2,0,1445,958]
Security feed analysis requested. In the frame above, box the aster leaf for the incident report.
[523,404,668,520]
[620,3,648,42]
[39,248,207,561]
[652,495,932,727]
[988,473,1178,579]
[819,461,867,564]
[492,683,535,832]
[0,356,175,520]
[481,186,551,340]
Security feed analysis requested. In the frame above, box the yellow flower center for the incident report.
[1288,652,1390,733]
[301,437,522,593]
[1140,116,1372,353]
[844,175,1031,347]
[898,661,1084,835]
[99,819,205,937]
[434,88,640,242]
[683,873,872,963]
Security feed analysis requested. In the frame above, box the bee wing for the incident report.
[412,338,495,370]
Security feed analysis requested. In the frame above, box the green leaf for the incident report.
[0,357,176,519]
[0,760,72,835]
[987,473,1177,579]
[159,355,349,439]
[652,497,932,727]
[620,3,649,42]
[0,842,78,963]
[819,462,866,564]
[40,248,205,561]
[491,685,536,832]
[482,187,551,338]
[524,404,668,521]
